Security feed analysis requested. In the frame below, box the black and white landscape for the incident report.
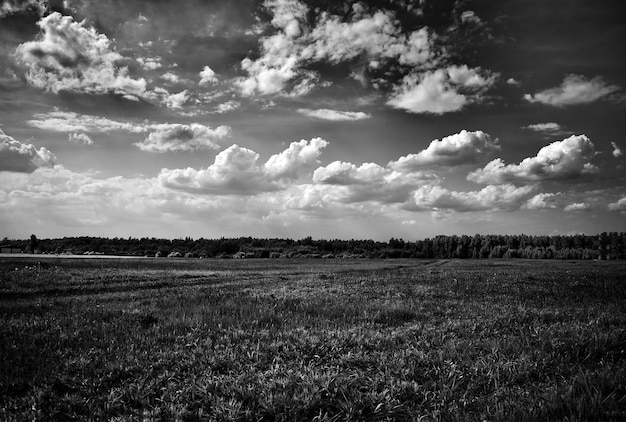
[1,1,625,420]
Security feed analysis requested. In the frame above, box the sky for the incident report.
[0,0,625,241]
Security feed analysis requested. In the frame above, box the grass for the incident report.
[0,258,625,421]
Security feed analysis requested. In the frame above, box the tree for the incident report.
[29,234,38,254]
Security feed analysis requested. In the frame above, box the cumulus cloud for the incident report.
[150,88,189,109]
[313,161,434,203]
[506,77,520,85]
[523,193,559,210]
[134,123,231,153]
[264,137,327,179]
[387,65,495,114]
[215,101,240,114]
[297,108,371,121]
[524,74,620,106]
[15,12,147,99]
[136,57,162,70]
[608,197,626,212]
[564,202,591,212]
[0,128,55,173]
[238,0,436,96]
[410,183,536,212]
[612,142,623,158]
[160,72,181,84]
[159,138,327,194]
[468,135,598,184]
[199,66,218,86]
[68,132,93,145]
[389,130,499,171]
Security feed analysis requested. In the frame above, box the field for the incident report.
[0,257,625,421]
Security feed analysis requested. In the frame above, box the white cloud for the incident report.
[523,193,559,210]
[524,122,561,132]
[0,128,55,173]
[611,142,623,158]
[134,124,231,153]
[160,72,181,84]
[238,0,436,97]
[159,137,327,195]
[150,88,190,109]
[468,134,598,184]
[524,74,620,106]
[15,12,147,99]
[608,197,626,212]
[27,111,146,133]
[389,130,499,171]
[410,183,537,212]
[199,65,218,86]
[136,57,162,70]
[68,132,93,145]
[297,108,371,121]
[215,101,240,114]
[563,202,591,212]
[506,77,519,85]
[387,65,495,114]
[264,137,327,179]
[28,111,232,153]
[312,161,434,204]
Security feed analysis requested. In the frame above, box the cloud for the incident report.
[199,66,218,86]
[563,202,591,212]
[524,74,620,106]
[136,57,162,70]
[160,72,181,84]
[134,123,231,153]
[410,183,537,212]
[297,108,371,121]
[460,10,481,25]
[27,111,146,133]
[389,130,499,171]
[215,101,240,114]
[0,0,46,17]
[387,65,495,114]
[150,88,189,109]
[506,77,519,85]
[238,0,436,97]
[608,197,626,212]
[28,111,233,153]
[612,142,623,158]
[68,132,93,145]
[264,137,327,179]
[0,128,55,173]
[159,137,327,194]
[15,12,147,99]
[312,161,434,203]
[523,193,559,210]
[524,122,561,132]
[468,134,598,184]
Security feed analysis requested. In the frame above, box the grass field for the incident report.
[1,258,625,421]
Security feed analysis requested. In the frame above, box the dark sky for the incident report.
[0,0,624,240]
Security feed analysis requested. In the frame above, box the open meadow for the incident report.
[1,257,625,421]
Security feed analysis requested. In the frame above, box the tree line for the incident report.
[4,232,625,260]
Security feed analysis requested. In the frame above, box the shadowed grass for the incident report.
[0,258,625,421]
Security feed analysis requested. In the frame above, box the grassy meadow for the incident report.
[0,257,625,421]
